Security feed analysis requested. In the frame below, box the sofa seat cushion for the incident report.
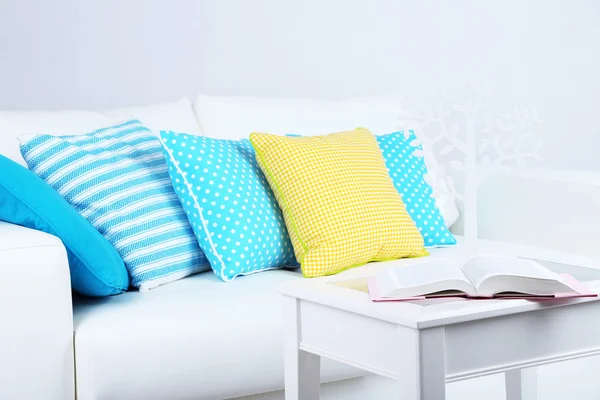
[73,269,365,400]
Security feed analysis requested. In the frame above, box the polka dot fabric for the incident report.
[159,131,297,281]
[377,131,457,247]
[250,128,428,278]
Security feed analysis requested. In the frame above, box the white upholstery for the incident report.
[0,97,200,165]
[193,94,460,227]
[0,222,74,400]
[104,97,202,136]
[73,269,363,400]
[0,110,110,165]
[2,92,599,400]
[193,94,405,140]
[3,166,599,400]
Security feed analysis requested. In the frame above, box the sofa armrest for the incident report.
[0,221,74,400]
[477,169,600,260]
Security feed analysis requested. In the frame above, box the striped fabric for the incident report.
[19,119,209,290]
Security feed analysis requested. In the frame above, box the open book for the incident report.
[369,255,596,301]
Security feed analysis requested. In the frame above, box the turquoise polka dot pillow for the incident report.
[378,131,457,247]
[159,131,297,281]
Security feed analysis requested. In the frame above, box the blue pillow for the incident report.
[378,131,456,247]
[0,155,128,296]
[19,119,210,290]
[160,131,297,281]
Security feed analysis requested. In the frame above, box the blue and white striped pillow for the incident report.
[19,119,209,290]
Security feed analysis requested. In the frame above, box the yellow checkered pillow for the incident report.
[250,128,427,278]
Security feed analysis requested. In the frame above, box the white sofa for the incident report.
[1,96,599,400]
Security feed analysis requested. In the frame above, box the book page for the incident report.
[379,259,475,297]
[462,255,558,290]
[388,260,468,286]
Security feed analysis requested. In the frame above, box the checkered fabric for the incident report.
[250,128,427,278]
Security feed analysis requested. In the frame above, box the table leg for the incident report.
[505,368,538,400]
[283,296,320,400]
[399,327,446,399]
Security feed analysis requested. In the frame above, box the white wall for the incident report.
[1,0,599,170]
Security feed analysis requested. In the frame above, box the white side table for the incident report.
[279,240,600,399]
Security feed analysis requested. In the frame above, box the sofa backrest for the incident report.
[192,94,460,227]
[0,94,459,228]
[0,98,200,166]
[0,110,110,166]
[193,94,405,140]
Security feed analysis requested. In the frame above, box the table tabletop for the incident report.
[278,238,600,329]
